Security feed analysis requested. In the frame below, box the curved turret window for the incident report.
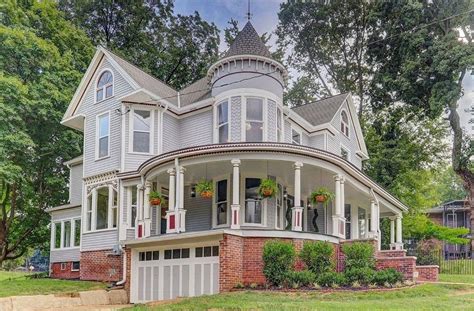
[96,70,113,102]
[246,98,264,142]
[217,101,229,143]
[341,110,349,137]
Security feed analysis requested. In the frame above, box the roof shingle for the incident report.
[291,93,349,126]
[224,21,272,59]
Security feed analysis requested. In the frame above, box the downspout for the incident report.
[116,245,127,286]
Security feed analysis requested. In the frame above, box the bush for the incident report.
[300,241,334,274]
[342,242,375,270]
[317,271,347,287]
[262,240,296,286]
[344,267,376,286]
[284,270,316,288]
[415,239,441,265]
[373,268,403,286]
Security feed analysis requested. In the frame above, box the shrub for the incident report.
[284,270,316,288]
[300,241,334,274]
[262,240,296,286]
[343,267,376,286]
[342,242,375,270]
[415,239,441,265]
[373,268,403,286]
[317,271,346,287]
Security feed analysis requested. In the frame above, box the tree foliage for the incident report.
[0,0,93,263]
[59,0,220,89]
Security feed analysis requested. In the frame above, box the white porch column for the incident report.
[291,162,304,231]
[177,166,186,233]
[166,168,177,233]
[231,159,241,229]
[136,184,144,238]
[143,182,152,237]
[350,205,359,240]
[332,175,345,238]
[394,214,403,250]
[91,188,98,231]
[390,217,395,245]
[369,199,378,238]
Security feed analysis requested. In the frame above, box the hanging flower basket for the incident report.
[310,187,335,206]
[149,191,163,206]
[196,179,213,199]
[258,178,278,198]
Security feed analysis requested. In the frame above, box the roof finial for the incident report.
[246,0,252,21]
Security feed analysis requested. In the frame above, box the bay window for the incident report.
[97,112,110,158]
[217,101,229,143]
[244,178,262,224]
[132,110,151,153]
[245,98,264,142]
[86,186,118,232]
[96,187,109,230]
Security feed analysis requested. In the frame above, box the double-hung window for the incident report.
[244,178,263,224]
[292,128,301,145]
[246,98,264,142]
[97,113,110,158]
[96,187,109,230]
[217,101,229,143]
[130,187,137,228]
[132,110,151,153]
[215,180,228,226]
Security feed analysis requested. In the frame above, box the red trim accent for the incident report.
[169,215,175,229]
[138,224,143,238]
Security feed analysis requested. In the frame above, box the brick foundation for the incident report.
[416,265,439,281]
[80,249,123,282]
[50,262,80,279]
[375,255,417,280]
[377,250,407,258]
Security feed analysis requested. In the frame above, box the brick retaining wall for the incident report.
[375,255,417,280]
[416,265,439,281]
[80,249,123,282]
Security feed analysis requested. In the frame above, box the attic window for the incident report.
[341,110,349,137]
[96,70,113,102]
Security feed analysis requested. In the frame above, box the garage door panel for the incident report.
[163,266,171,300]
[194,264,202,296]
[203,264,211,294]
[213,263,219,294]
[153,267,159,301]
[182,265,190,297]
[172,265,180,299]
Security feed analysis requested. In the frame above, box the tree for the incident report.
[59,0,220,89]
[0,0,93,263]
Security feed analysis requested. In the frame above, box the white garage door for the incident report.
[131,243,220,303]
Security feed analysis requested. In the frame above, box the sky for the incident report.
[174,0,283,52]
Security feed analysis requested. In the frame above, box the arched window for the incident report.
[96,70,113,102]
[340,110,349,137]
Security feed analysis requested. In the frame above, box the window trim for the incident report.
[214,100,230,143]
[129,107,154,155]
[85,185,118,233]
[240,174,268,227]
[71,261,80,272]
[340,109,350,138]
[242,96,267,142]
[51,217,81,250]
[212,175,231,228]
[340,144,351,161]
[96,111,111,160]
[127,186,138,228]
[291,126,302,145]
[95,69,114,103]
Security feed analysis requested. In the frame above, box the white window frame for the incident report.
[71,261,80,272]
[129,107,154,154]
[276,107,283,142]
[242,97,267,142]
[340,109,350,137]
[240,174,268,227]
[340,144,351,161]
[128,186,138,228]
[51,217,81,250]
[291,126,302,145]
[214,100,230,143]
[212,175,231,228]
[96,111,111,160]
[86,186,118,233]
[95,69,114,103]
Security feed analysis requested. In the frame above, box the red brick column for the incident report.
[124,247,132,300]
[219,234,244,291]
[50,262,80,279]
[80,250,123,282]
[416,265,439,281]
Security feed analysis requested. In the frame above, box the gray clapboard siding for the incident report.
[50,248,80,263]
[69,164,83,206]
[309,134,325,150]
[301,132,310,146]
[51,207,81,222]
[179,110,213,149]
[77,58,134,178]
[81,229,119,251]
[162,113,179,153]
[184,186,212,232]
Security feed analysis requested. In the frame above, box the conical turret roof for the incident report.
[224,21,272,59]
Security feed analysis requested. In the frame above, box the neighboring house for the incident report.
[427,200,472,258]
[47,22,410,302]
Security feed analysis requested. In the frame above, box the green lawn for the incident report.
[0,271,106,297]
[439,273,474,284]
[130,283,474,310]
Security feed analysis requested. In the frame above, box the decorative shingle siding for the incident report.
[284,120,291,143]
[77,58,133,178]
[179,110,213,148]
[267,100,277,141]
[81,230,119,251]
[230,97,241,142]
